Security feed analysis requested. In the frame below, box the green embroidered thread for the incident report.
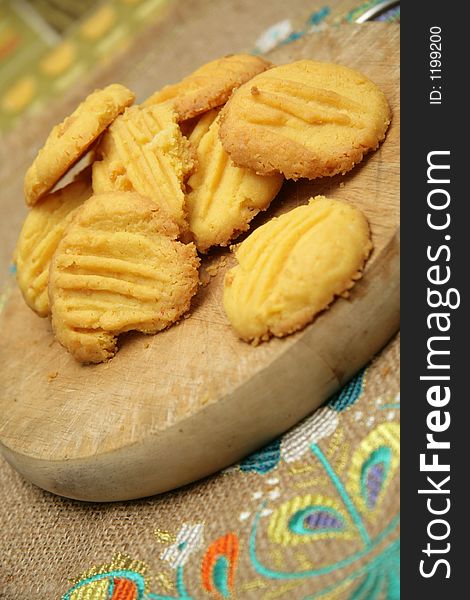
[349,571,384,599]
[239,439,281,474]
[249,505,399,580]
[311,444,370,545]
[175,565,190,599]
[379,403,401,410]
[328,370,365,412]
[212,556,231,598]
[62,569,146,600]
[386,566,401,600]
[303,540,399,599]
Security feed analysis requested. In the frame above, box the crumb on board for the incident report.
[200,256,229,286]
[200,270,212,286]
[340,181,345,188]
[47,371,58,381]
[205,263,220,276]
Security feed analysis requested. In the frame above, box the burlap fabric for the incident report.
[0,2,400,597]
[0,335,399,598]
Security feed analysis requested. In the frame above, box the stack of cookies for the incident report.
[14,54,390,363]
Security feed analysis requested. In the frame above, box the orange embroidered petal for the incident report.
[110,577,138,600]
[201,532,239,598]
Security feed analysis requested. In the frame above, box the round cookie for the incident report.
[186,109,283,252]
[15,172,92,317]
[223,196,372,343]
[218,60,391,180]
[143,54,271,120]
[49,192,200,363]
[92,103,194,234]
[24,83,135,206]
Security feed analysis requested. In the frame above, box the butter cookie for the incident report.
[92,104,194,234]
[49,192,200,363]
[15,173,92,317]
[24,84,135,205]
[186,109,283,252]
[219,60,391,179]
[223,196,372,342]
[144,54,271,120]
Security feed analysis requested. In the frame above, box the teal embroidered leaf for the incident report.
[239,439,281,474]
[212,555,230,598]
[307,6,331,26]
[328,369,365,412]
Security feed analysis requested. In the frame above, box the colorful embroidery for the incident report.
[243,413,399,596]
[360,446,392,509]
[63,375,400,598]
[328,370,366,412]
[240,370,365,472]
[307,6,331,27]
[281,407,339,464]
[46,271,398,599]
[159,524,204,568]
[201,533,239,598]
[62,554,148,600]
[239,439,281,474]
[253,19,294,54]
[304,539,400,599]
[253,7,331,54]
[346,423,400,518]
[268,494,353,546]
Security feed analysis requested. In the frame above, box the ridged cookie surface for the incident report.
[223,196,372,342]
[49,192,200,363]
[15,175,92,317]
[186,109,283,252]
[144,54,271,120]
[24,84,135,206]
[92,104,194,234]
[219,60,391,179]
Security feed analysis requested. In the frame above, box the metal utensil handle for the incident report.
[355,0,400,23]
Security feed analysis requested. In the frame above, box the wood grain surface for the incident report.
[0,24,399,501]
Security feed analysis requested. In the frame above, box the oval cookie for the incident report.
[92,103,194,234]
[223,196,372,343]
[186,109,283,252]
[15,174,92,317]
[144,54,271,120]
[49,192,200,363]
[24,84,135,206]
[219,60,391,179]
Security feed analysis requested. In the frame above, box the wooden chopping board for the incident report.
[0,24,399,502]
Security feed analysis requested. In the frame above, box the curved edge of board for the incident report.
[0,232,400,501]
